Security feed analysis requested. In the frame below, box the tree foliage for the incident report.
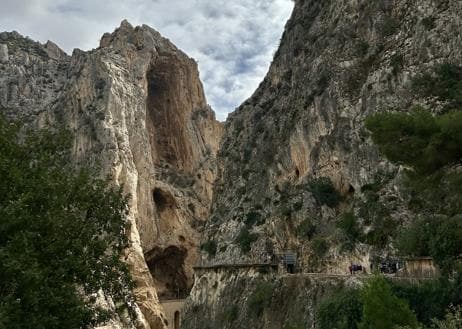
[358,276,419,329]
[317,288,363,329]
[0,116,134,329]
[392,276,462,326]
[396,215,462,272]
[365,108,462,175]
[412,63,462,110]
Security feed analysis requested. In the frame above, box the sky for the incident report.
[0,0,294,121]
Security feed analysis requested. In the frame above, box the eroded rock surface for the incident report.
[0,21,222,329]
[185,1,462,328]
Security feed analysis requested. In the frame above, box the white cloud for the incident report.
[0,0,293,120]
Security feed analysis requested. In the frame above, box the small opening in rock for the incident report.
[188,203,195,213]
[349,184,355,194]
[295,168,300,178]
[197,173,201,179]
[152,188,175,212]
[178,235,185,243]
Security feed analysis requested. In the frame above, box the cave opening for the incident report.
[152,188,175,212]
[145,61,189,169]
[145,246,189,299]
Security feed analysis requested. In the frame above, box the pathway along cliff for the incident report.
[0,21,222,329]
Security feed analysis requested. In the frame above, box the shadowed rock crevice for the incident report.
[146,59,192,171]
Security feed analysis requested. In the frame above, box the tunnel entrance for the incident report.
[145,246,189,299]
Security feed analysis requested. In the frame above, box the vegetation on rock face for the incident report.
[0,116,134,329]
[308,177,341,208]
[317,287,363,329]
[365,104,462,272]
[365,108,462,174]
[396,215,462,272]
[247,282,273,316]
[412,63,462,110]
[200,240,217,257]
[235,227,258,253]
[392,276,462,326]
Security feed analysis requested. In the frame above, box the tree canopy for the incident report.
[0,116,135,329]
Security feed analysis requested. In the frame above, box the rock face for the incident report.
[0,21,222,329]
[185,0,462,328]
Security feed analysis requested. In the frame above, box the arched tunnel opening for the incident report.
[145,246,190,299]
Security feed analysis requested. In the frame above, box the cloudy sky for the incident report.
[0,0,293,120]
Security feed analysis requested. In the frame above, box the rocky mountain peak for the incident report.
[99,19,181,57]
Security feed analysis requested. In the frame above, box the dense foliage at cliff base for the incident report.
[0,116,135,329]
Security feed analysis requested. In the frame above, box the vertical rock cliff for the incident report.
[185,0,462,328]
[0,21,222,329]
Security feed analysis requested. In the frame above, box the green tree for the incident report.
[365,108,462,175]
[359,276,418,329]
[317,288,362,329]
[0,116,134,329]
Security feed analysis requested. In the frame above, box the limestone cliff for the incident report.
[185,0,462,328]
[0,21,222,329]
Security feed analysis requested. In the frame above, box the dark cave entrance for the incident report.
[152,188,176,213]
[145,61,189,169]
[145,246,189,299]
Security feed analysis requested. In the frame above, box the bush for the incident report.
[381,16,399,37]
[356,40,369,57]
[244,211,264,227]
[391,53,405,75]
[430,306,462,329]
[396,215,462,272]
[412,63,462,109]
[337,212,363,245]
[391,276,462,325]
[308,177,341,207]
[312,237,329,258]
[296,219,317,239]
[0,116,134,328]
[359,276,419,329]
[421,17,436,30]
[221,305,238,323]
[365,108,462,174]
[235,227,258,254]
[247,282,273,316]
[201,240,217,257]
[317,287,363,329]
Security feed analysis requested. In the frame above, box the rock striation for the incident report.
[184,0,462,328]
[0,21,222,329]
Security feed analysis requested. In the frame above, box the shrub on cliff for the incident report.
[317,287,362,329]
[412,63,462,110]
[247,282,273,316]
[358,276,418,329]
[365,108,462,174]
[0,116,134,329]
[235,227,258,254]
[307,177,341,207]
